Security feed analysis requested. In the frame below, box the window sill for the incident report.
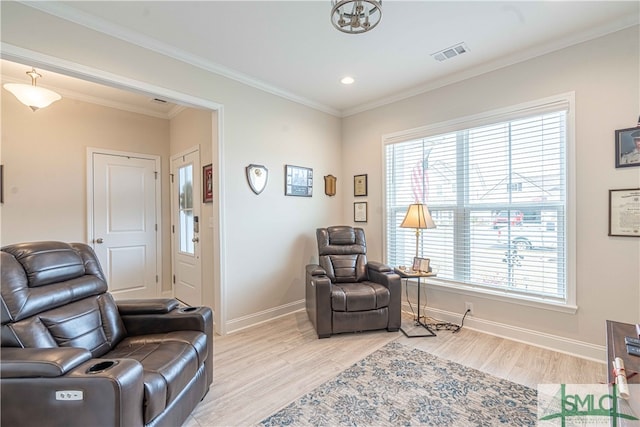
[422,277,578,314]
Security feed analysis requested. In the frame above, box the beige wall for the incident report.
[1,96,172,296]
[341,26,640,351]
[1,1,343,334]
[3,2,635,355]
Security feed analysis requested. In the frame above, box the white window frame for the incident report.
[381,93,577,313]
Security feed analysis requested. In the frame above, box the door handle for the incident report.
[95,238,104,244]
[192,237,199,243]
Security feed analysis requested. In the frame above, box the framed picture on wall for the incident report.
[615,127,640,168]
[354,174,368,197]
[354,201,367,222]
[203,164,213,203]
[608,188,640,237]
[285,165,313,197]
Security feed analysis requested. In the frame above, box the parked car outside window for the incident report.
[492,210,524,228]
[497,224,558,251]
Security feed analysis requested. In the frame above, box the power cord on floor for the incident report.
[453,308,471,333]
[402,277,471,334]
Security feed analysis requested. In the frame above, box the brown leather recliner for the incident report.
[306,226,401,338]
[0,241,213,427]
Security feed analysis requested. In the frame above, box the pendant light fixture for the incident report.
[3,68,62,111]
[331,0,382,34]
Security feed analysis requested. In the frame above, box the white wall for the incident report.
[0,2,343,333]
[341,26,640,353]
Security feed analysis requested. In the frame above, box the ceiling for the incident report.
[2,1,638,118]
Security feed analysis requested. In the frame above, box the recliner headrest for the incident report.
[1,242,108,323]
[317,226,366,256]
[2,241,86,287]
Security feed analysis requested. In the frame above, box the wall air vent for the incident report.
[150,98,168,104]
[431,42,469,62]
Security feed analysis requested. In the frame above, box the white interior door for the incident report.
[171,149,202,306]
[91,151,160,299]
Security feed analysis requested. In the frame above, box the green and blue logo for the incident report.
[538,384,639,426]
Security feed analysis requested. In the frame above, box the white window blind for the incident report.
[385,102,569,304]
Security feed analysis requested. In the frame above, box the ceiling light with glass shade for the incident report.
[3,68,62,112]
[331,0,382,34]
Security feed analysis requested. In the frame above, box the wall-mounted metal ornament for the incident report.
[246,164,268,195]
[324,174,337,196]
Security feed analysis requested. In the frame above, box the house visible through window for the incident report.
[384,95,573,306]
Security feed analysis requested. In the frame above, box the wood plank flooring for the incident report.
[185,311,607,426]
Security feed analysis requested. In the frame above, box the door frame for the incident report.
[86,148,163,298]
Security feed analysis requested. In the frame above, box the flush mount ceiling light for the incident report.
[3,68,62,111]
[331,0,382,34]
[341,76,355,85]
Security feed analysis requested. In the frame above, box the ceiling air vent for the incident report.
[150,98,168,104]
[431,42,469,62]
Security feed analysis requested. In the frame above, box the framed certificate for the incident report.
[608,188,640,237]
[354,201,367,222]
[354,174,367,197]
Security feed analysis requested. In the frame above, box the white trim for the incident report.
[215,107,227,336]
[225,300,306,335]
[402,303,605,363]
[86,147,163,299]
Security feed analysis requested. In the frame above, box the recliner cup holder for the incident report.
[87,360,118,374]
[179,307,198,313]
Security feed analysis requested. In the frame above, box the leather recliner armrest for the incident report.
[366,260,392,273]
[117,298,180,315]
[1,347,92,378]
[2,357,145,427]
[306,264,327,277]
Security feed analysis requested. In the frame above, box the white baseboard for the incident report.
[402,302,606,363]
[226,299,306,334]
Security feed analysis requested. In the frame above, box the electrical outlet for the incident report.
[465,302,474,315]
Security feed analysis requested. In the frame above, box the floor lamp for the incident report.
[400,203,436,261]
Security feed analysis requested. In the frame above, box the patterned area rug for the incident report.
[260,342,537,426]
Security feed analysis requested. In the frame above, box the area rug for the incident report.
[259,341,537,426]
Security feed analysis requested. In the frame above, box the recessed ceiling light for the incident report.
[341,76,355,85]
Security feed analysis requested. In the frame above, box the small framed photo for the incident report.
[412,257,431,272]
[615,127,640,168]
[608,188,640,237]
[354,174,368,197]
[202,164,213,203]
[285,165,313,197]
[354,201,367,222]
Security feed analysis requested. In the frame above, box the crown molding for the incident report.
[343,18,639,117]
[18,1,341,118]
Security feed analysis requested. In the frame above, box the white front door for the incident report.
[90,151,160,299]
[171,149,202,306]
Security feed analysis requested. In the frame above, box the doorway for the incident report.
[171,148,203,306]
[3,49,225,335]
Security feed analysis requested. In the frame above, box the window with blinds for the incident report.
[385,98,571,304]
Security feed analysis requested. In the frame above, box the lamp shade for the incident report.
[400,204,436,229]
[3,83,62,112]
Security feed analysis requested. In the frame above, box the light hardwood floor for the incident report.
[185,311,607,426]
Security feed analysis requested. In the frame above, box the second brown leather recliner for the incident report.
[305,226,401,338]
